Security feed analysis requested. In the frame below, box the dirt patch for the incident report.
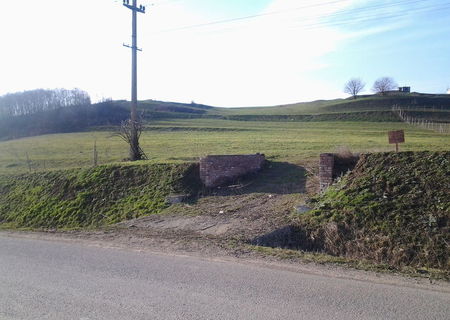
[113,161,310,242]
[118,192,302,240]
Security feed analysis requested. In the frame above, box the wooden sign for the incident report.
[388,130,405,152]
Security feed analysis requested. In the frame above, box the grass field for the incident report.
[0,118,448,175]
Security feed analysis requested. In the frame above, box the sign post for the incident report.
[388,130,405,152]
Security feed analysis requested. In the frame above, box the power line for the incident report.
[153,0,346,33]
[299,2,450,30]
[151,0,448,34]
[307,0,448,23]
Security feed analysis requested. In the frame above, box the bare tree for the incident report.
[117,118,147,161]
[344,78,365,99]
[372,77,398,95]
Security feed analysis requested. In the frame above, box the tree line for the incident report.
[344,77,398,99]
[0,100,130,140]
[0,88,91,117]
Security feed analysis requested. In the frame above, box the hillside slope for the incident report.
[218,94,450,116]
[0,163,201,228]
[297,151,450,270]
[0,100,219,140]
[1,95,449,140]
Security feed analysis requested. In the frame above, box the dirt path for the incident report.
[119,192,302,238]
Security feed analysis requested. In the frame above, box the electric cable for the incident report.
[150,0,449,34]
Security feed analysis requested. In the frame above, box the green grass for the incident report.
[0,119,449,175]
[0,162,201,229]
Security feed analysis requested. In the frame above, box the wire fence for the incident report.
[392,104,450,134]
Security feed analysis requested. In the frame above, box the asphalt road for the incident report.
[0,234,449,320]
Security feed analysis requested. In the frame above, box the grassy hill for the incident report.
[0,94,449,141]
[0,162,201,229]
[115,94,450,124]
[213,94,450,115]
[136,94,450,120]
[295,151,449,270]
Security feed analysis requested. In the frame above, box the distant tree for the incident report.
[372,77,398,95]
[0,100,130,140]
[344,78,365,99]
[0,88,91,118]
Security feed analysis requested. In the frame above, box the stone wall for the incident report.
[199,154,265,188]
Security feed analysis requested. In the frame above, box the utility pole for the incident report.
[123,0,146,161]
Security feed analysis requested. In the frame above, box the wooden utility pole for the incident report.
[123,0,146,160]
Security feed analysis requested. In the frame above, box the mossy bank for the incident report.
[298,151,449,271]
[0,162,201,229]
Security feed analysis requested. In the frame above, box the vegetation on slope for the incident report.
[298,151,450,270]
[224,111,399,122]
[0,162,201,229]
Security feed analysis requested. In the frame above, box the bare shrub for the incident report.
[333,146,360,179]
[117,119,148,161]
[334,145,354,160]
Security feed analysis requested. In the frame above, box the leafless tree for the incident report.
[344,78,365,99]
[372,77,398,95]
[117,118,147,161]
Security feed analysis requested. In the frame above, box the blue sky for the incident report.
[0,0,449,107]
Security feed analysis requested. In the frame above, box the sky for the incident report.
[0,0,449,107]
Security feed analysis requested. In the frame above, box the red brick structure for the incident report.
[319,153,360,191]
[319,153,335,191]
[199,154,265,188]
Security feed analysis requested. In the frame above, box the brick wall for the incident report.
[319,153,360,191]
[199,154,265,188]
[319,153,334,191]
